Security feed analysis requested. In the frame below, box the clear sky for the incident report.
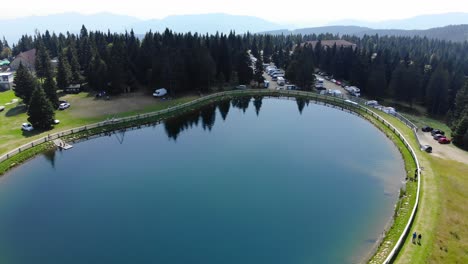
[2,0,468,26]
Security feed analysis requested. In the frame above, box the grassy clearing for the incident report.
[400,112,452,137]
[0,90,198,155]
[426,157,468,263]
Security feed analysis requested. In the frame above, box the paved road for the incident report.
[315,74,350,99]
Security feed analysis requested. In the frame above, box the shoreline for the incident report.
[0,90,419,263]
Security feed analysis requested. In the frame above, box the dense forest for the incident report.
[1,26,468,149]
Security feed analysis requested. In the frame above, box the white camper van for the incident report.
[277,77,285,86]
[153,88,168,97]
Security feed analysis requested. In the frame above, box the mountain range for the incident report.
[0,13,281,43]
[262,25,468,42]
[1,12,467,44]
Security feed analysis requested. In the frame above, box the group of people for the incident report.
[412,231,422,244]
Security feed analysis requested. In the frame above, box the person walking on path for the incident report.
[418,233,422,244]
[412,232,417,243]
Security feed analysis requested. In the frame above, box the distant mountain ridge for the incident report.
[1,12,468,44]
[0,13,281,43]
[261,25,468,42]
[328,12,468,30]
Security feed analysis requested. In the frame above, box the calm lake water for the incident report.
[0,97,405,264]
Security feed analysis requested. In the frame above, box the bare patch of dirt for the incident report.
[64,91,158,119]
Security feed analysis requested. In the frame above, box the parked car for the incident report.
[365,100,379,106]
[431,129,445,136]
[336,81,342,86]
[0,105,5,112]
[421,126,433,132]
[235,85,247,90]
[21,123,34,131]
[54,119,60,124]
[433,134,446,140]
[59,102,71,110]
[421,145,432,153]
[438,137,451,144]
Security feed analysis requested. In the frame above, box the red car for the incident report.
[438,137,451,144]
[336,81,342,86]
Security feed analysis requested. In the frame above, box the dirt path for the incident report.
[417,131,468,164]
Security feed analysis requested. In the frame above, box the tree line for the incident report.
[283,35,468,149]
[7,27,468,149]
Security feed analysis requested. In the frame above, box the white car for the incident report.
[21,123,34,131]
[59,102,71,110]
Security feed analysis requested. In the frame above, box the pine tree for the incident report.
[426,66,450,116]
[57,51,72,89]
[67,44,82,84]
[14,62,36,104]
[452,110,468,149]
[451,80,468,128]
[254,56,265,85]
[42,72,59,108]
[366,61,387,98]
[27,87,55,130]
[35,43,52,79]
[235,51,253,85]
[88,54,108,90]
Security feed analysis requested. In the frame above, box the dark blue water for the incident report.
[0,97,404,264]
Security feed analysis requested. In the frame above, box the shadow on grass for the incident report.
[21,126,55,138]
[5,105,27,117]
[21,129,43,138]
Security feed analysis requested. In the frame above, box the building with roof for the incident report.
[10,49,36,71]
[302,40,357,50]
[0,72,14,90]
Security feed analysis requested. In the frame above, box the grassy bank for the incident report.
[0,90,422,264]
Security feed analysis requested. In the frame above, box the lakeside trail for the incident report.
[391,115,468,263]
[395,153,440,264]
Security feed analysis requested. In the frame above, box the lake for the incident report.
[0,96,405,264]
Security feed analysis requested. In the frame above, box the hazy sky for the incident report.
[2,0,468,25]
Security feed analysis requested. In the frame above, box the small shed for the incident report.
[64,84,82,94]
[0,72,14,90]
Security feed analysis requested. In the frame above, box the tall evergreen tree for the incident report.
[14,63,36,104]
[235,51,253,85]
[42,72,59,108]
[57,51,72,89]
[254,56,265,85]
[426,66,450,116]
[35,43,52,79]
[27,87,55,130]
[451,80,468,128]
[366,61,387,98]
[452,110,468,149]
[66,43,82,83]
